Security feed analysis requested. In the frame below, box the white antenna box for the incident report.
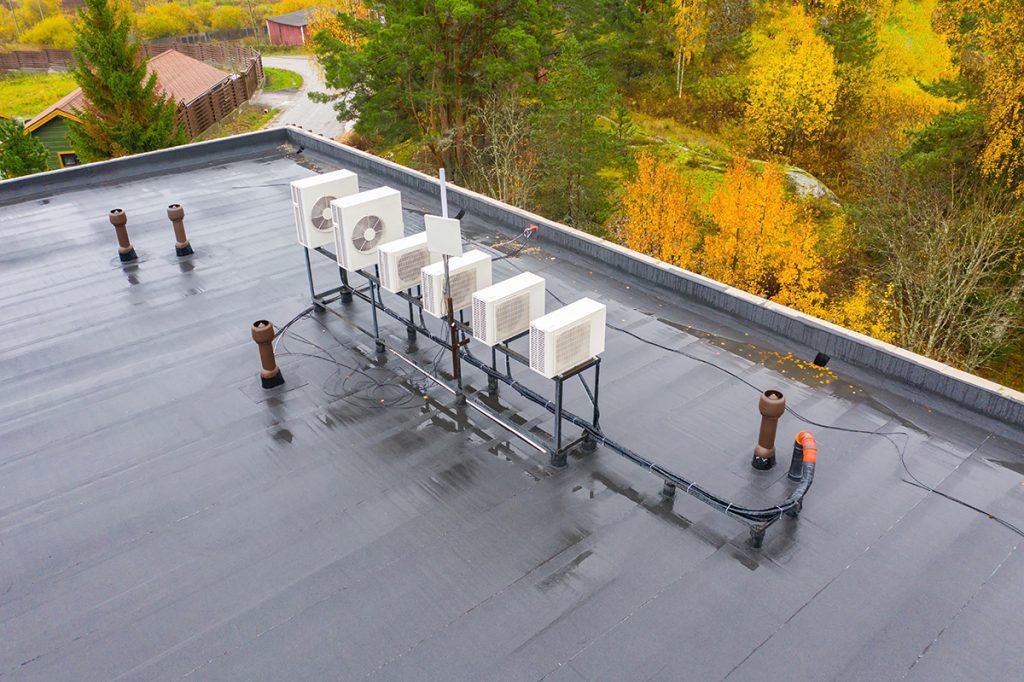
[378,232,440,293]
[291,169,359,249]
[472,273,546,346]
[331,186,404,271]
[421,249,492,318]
[529,298,606,378]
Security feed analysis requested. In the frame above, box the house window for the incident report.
[58,152,80,168]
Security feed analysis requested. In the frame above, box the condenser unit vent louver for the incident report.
[472,272,546,346]
[529,298,606,378]
[378,233,440,293]
[421,249,492,318]
[331,186,404,271]
[290,169,359,249]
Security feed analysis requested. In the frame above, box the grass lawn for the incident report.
[0,71,78,119]
[196,105,278,141]
[264,67,303,91]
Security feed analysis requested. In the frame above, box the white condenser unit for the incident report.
[529,298,607,378]
[378,233,440,293]
[331,186,404,271]
[472,273,546,346]
[421,250,492,318]
[291,169,360,249]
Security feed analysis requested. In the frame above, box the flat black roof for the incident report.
[2,131,1024,679]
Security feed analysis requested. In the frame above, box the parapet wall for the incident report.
[2,125,1021,428]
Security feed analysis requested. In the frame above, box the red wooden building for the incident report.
[265,8,313,46]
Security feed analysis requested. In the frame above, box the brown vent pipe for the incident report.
[109,208,137,262]
[167,204,194,256]
[252,320,285,389]
[752,389,785,470]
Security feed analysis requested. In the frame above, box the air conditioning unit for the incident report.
[331,186,404,271]
[291,169,360,249]
[529,298,607,379]
[472,272,546,346]
[421,249,492,318]
[378,232,440,293]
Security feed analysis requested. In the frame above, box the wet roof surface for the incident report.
[2,144,1024,680]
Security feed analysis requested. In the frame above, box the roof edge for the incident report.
[2,124,1020,429]
[279,127,1024,430]
[0,127,289,204]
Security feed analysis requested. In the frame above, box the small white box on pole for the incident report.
[424,214,463,257]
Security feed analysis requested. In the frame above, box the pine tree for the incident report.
[0,118,49,178]
[68,0,183,162]
[533,37,614,231]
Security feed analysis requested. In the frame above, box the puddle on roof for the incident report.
[654,315,864,397]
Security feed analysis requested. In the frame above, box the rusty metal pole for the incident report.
[167,204,194,256]
[252,320,285,389]
[752,389,785,470]
[109,208,137,262]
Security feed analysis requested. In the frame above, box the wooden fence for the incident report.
[0,43,265,140]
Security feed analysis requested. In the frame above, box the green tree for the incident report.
[0,118,49,178]
[313,0,555,180]
[68,0,183,162]
[532,37,614,231]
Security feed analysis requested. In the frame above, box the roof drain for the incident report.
[252,320,285,389]
[167,204,194,257]
[752,389,785,470]
[109,208,137,262]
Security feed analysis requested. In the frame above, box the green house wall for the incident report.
[31,117,75,170]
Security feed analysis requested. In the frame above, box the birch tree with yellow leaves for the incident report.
[620,151,701,268]
[703,158,825,309]
[672,0,708,98]
[745,4,840,157]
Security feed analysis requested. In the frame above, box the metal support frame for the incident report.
[298,243,815,548]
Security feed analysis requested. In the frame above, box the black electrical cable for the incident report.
[604,318,1024,539]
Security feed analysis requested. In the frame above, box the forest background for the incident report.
[2,0,1022,389]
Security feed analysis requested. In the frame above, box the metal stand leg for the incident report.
[304,249,316,304]
[550,378,567,468]
[488,346,499,392]
[406,298,417,343]
[369,281,384,354]
[748,527,766,549]
[581,360,599,453]
[339,267,353,304]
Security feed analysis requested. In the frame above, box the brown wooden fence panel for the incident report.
[2,44,264,140]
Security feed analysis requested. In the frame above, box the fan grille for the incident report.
[494,294,530,341]
[396,248,429,287]
[554,320,591,373]
[352,215,385,252]
[310,195,336,232]
[449,270,477,310]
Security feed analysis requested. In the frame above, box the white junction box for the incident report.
[291,169,359,249]
[421,249,492,318]
[529,298,606,378]
[331,186,404,271]
[471,272,546,346]
[378,233,440,293]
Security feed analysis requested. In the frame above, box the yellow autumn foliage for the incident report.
[703,159,824,308]
[745,4,839,157]
[821,280,897,343]
[620,151,701,269]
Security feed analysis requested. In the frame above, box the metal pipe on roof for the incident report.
[108,209,137,263]
[252,320,285,389]
[167,204,194,257]
[752,390,785,470]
